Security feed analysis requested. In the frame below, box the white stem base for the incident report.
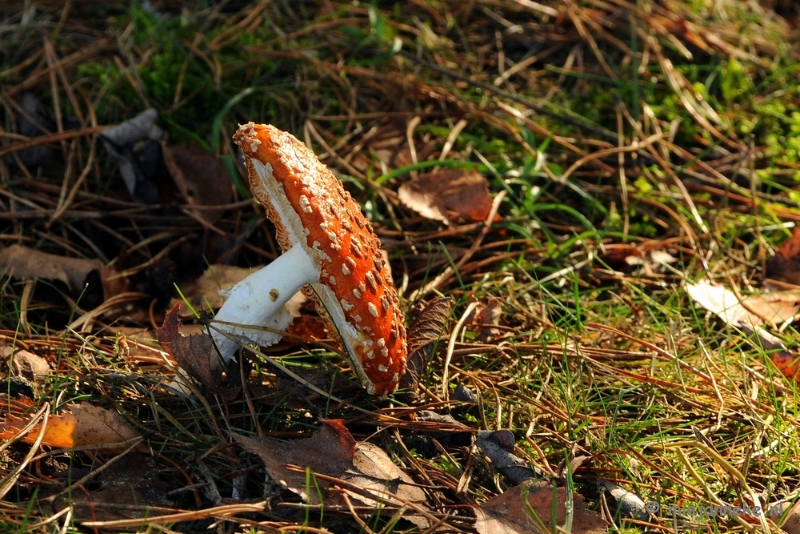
[210,245,321,361]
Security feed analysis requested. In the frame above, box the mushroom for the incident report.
[211,123,407,396]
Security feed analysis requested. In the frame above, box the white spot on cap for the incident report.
[341,299,354,311]
[368,302,379,318]
[347,257,357,268]
[378,364,388,373]
[299,195,313,214]
[365,271,377,291]
[342,264,351,276]
[351,239,364,258]
[329,276,337,286]
[353,288,362,299]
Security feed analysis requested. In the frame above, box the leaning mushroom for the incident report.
[211,123,407,395]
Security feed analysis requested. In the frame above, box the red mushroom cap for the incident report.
[233,123,407,395]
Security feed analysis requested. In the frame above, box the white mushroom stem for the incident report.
[210,245,321,361]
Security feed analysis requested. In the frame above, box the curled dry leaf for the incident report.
[474,481,607,534]
[402,297,452,390]
[5,348,50,386]
[476,430,536,486]
[398,170,495,224]
[0,402,138,449]
[157,303,239,400]
[233,419,428,527]
[162,143,231,224]
[98,108,163,204]
[0,244,101,294]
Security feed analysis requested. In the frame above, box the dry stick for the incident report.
[439,119,468,161]
[441,301,479,400]
[80,501,269,529]
[43,36,67,157]
[50,141,96,226]
[411,190,506,301]
[0,126,107,157]
[616,105,630,236]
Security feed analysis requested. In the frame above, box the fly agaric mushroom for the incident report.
[211,123,407,395]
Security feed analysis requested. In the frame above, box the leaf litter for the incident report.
[233,420,430,528]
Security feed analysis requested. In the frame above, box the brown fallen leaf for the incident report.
[163,142,231,224]
[475,297,503,342]
[766,227,800,286]
[474,481,607,534]
[5,348,50,387]
[402,297,452,391]
[686,280,800,329]
[233,420,428,526]
[0,244,101,294]
[398,170,495,224]
[0,402,138,449]
[771,351,800,382]
[157,303,239,400]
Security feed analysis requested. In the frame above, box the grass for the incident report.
[2,0,800,531]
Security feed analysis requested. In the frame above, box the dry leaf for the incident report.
[771,351,800,382]
[233,420,428,526]
[0,402,138,449]
[398,170,494,224]
[98,109,163,204]
[780,499,800,534]
[6,348,50,386]
[686,280,799,329]
[475,297,503,342]
[474,481,607,534]
[766,227,800,286]
[158,303,239,400]
[163,143,231,224]
[476,430,536,485]
[0,244,101,294]
[402,297,452,390]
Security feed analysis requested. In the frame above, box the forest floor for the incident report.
[2,1,800,532]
